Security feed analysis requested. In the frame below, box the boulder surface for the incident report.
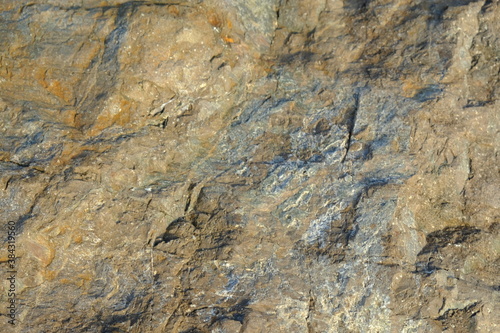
[0,0,499,332]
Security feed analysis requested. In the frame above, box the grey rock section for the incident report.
[0,0,498,332]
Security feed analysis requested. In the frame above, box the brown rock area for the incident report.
[0,0,499,332]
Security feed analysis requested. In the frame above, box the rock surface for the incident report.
[0,0,499,332]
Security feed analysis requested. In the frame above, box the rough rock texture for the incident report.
[0,0,499,332]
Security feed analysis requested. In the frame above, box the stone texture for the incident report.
[0,0,499,332]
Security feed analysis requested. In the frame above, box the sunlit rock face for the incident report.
[0,0,499,332]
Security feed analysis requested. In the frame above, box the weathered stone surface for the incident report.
[0,0,498,332]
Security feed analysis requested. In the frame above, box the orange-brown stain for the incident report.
[223,36,235,43]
